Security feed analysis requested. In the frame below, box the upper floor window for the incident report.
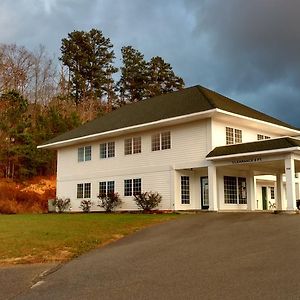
[78,146,92,162]
[100,142,115,159]
[257,134,270,140]
[124,137,141,155]
[151,131,171,151]
[226,127,242,145]
[124,178,141,196]
[77,183,91,198]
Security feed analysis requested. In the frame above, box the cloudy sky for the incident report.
[1,0,300,126]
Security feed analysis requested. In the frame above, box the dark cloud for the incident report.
[0,0,299,126]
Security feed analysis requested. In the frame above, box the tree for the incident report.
[60,29,118,105]
[146,56,185,98]
[117,46,148,105]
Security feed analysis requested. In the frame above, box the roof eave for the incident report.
[206,146,300,161]
[38,108,217,149]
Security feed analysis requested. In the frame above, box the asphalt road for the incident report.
[13,213,300,299]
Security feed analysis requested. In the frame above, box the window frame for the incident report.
[100,142,115,159]
[99,181,115,196]
[151,131,171,151]
[124,178,142,196]
[124,137,141,155]
[181,176,190,204]
[224,176,247,204]
[78,146,92,162]
[77,183,91,199]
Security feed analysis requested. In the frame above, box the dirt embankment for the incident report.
[0,176,56,214]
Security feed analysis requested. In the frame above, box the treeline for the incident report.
[0,28,185,180]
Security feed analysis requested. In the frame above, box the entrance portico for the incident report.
[206,137,300,212]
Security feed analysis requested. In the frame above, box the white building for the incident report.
[39,85,300,212]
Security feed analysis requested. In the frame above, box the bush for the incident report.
[52,197,71,213]
[79,199,93,213]
[133,192,162,212]
[97,192,122,212]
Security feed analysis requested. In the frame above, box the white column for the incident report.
[276,173,284,210]
[285,156,296,211]
[208,165,218,211]
[247,171,256,211]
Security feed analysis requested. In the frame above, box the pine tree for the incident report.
[117,46,148,105]
[146,56,185,98]
[60,29,118,105]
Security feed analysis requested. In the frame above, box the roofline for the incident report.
[215,109,300,134]
[206,146,300,161]
[38,108,217,149]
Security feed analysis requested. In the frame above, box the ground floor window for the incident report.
[124,178,142,196]
[224,176,247,204]
[77,183,91,198]
[99,181,115,196]
[270,186,275,200]
[181,176,190,204]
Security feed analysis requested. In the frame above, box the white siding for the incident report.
[56,119,210,211]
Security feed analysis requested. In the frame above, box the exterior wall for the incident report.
[56,119,210,211]
[211,118,281,148]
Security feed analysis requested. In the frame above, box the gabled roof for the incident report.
[207,137,300,159]
[40,85,299,148]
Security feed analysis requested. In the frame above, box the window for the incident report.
[124,137,141,155]
[77,183,91,198]
[181,176,190,204]
[99,181,115,196]
[78,146,92,162]
[257,134,270,140]
[151,131,171,151]
[100,142,115,159]
[226,127,242,145]
[224,176,247,204]
[270,187,275,199]
[124,178,141,196]
[151,134,160,151]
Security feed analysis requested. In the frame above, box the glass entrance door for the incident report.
[201,177,209,209]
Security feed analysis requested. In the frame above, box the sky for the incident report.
[0,0,300,126]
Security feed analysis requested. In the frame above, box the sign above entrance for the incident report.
[232,157,262,164]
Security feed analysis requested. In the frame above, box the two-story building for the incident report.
[39,85,300,212]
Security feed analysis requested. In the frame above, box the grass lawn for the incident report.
[0,213,179,265]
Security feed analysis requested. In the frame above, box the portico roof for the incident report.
[207,137,300,160]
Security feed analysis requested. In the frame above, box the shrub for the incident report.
[98,192,122,212]
[52,197,71,213]
[79,199,93,213]
[133,192,162,212]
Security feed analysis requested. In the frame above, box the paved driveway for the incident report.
[15,213,300,299]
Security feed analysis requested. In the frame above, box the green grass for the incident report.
[0,213,179,264]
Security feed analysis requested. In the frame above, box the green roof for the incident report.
[41,85,299,147]
[207,137,300,158]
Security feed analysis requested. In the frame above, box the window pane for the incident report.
[85,146,92,161]
[226,127,234,145]
[100,143,107,159]
[133,178,141,195]
[181,176,190,204]
[235,129,242,143]
[124,139,132,155]
[108,142,115,157]
[78,147,84,162]
[270,187,275,199]
[161,131,171,150]
[99,181,106,196]
[77,183,84,198]
[84,183,91,198]
[238,177,247,204]
[151,134,160,151]
[224,176,237,204]
[264,136,270,139]
[133,137,141,154]
[107,181,115,194]
[124,179,132,196]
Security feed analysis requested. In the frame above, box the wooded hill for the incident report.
[0,28,185,181]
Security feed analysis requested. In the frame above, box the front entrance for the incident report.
[262,187,267,210]
[201,176,209,209]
